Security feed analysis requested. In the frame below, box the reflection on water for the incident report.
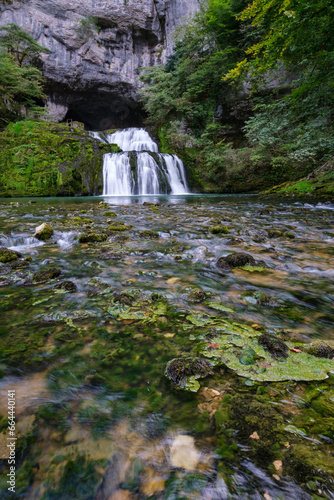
[0,194,333,499]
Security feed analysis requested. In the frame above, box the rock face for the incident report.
[0,0,200,129]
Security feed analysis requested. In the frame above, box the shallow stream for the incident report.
[0,194,333,499]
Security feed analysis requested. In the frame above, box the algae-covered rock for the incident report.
[34,222,54,241]
[0,247,21,263]
[310,387,334,417]
[210,226,229,235]
[54,281,77,293]
[258,333,289,359]
[99,251,125,260]
[107,223,129,232]
[33,267,61,283]
[305,341,334,359]
[165,357,213,392]
[217,253,255,269]
[187,288,209,303]
[78,232,108,243]
[268,229,284,238]
[268,229,295,239]
[190,314,334,382]
[139,230,159,239]
[102,211,117,217]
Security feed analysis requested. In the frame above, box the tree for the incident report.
[223,0,334,162]
[0,50,46,127]
[0,23,50,67]
[0,24,49,126]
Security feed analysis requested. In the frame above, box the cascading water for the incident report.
[97,128,189,196]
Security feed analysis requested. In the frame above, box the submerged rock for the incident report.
[165,357,213,392]
[99,251,125,260]
[33,267,62,283]
[217,252,255,269]
[258,333,289,359]
[139,230,159,239]
[113,291,136,306]
[268,229,295,239]
[34,222,54,241]
[170,435,200,471]
[54,281,77,292]
[0,247,21,263]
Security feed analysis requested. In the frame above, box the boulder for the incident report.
[34,223,54,241]
[0,247,21,263]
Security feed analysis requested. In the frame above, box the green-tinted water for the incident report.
[0,194,333,499]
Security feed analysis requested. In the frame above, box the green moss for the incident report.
[0,120,114,197]
[102,211,117,217]
[32,267,61,283]
[78,232,108,243]
[34,222,54,241]
[0,247,20,263]
[139,230,159,239]
[210,225,229,235]
[40,455,104,500]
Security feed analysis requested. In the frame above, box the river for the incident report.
[0,194,333,499]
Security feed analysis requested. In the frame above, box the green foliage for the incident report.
[0,50,46,126]
[0,23,51,66]
[75,16,100,42]
[141,0,334,194]
[0,24,50,126]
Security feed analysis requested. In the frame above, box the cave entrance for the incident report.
[64,95,146,131]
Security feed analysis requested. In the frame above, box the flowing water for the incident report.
[95,129,189,196]
[0,194,333,499]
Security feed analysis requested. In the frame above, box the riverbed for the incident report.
[0,194,333,499]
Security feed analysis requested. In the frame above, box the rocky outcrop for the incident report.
[0,0,200,129]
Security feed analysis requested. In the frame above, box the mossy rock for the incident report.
[210,226,229,235]
[32,267,62,283]
[165,357,213,392]
[34,222,54,241]
[54,281,77,293]
[0,247,21,263]
[102,211,117,217]
[180,312,334,383]
[107,223,130,232]
[0,120,110,197]
[139,230,159,239]
[217,252,256,269]
[258,333,289,359]
[200,326,334,382]
[305,341,334,359]
[78,232,108,243]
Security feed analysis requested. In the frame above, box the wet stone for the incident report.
[32,267,62,283]
[217,252,256,269]
[258,333,289,359]
[0,247,21,263]
[54,281,77,292]
[34,222,54,241]
[79,231,108,243]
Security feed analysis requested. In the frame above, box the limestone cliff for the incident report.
[0,0,200,129]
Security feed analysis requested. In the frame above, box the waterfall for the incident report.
[97,128,189,196]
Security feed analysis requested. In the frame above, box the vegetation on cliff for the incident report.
[0,24,50,126]
[0,121,119,197]
[140,0,334,195]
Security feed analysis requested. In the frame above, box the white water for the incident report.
[0,231,77,253]
[98,128,189,196]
